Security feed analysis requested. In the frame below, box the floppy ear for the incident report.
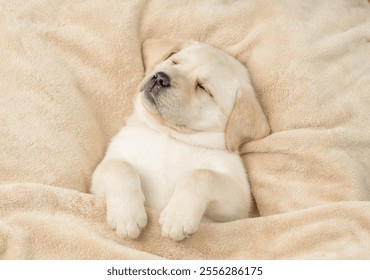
[226,87,270,153]
[142,38,188,73]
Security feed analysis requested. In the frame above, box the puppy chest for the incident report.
[112,128,245,209]
[117,132,198,208]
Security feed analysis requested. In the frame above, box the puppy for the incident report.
[91,39,270,241]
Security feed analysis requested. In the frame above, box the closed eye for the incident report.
[197,82,205,91]
[196,82,213,98]
[164,52,180,65]
[165,51,177,60]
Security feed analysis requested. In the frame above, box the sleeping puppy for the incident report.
[91,39,270,241]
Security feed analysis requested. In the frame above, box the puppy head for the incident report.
[139,38,270,151]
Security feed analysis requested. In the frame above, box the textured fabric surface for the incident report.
[1,0,369,259]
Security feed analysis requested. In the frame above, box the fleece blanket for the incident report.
[0,0,370,259]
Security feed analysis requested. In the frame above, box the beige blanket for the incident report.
[1,0,370,259]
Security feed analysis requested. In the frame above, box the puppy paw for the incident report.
[159,197,205,241]
[107,201,147,239]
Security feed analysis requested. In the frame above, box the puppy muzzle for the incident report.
[143,72,171,102]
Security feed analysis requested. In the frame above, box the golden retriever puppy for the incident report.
[91,39,270,241]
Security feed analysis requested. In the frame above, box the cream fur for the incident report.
[1,0,370,259]
[91,40,269,241]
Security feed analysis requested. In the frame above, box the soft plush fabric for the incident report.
[1,0,369,259]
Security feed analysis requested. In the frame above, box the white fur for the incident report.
[91,41,256,241]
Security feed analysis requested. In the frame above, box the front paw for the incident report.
[107,201,147,239]
[159,198,205,241]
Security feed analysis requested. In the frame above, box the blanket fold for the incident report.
[1,184,370,259]
[1,0,369,259]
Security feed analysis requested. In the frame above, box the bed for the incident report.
[1,0,370,259]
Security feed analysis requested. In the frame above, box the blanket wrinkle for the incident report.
[1,184,370,259]
[1,0,370,259]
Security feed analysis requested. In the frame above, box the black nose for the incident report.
[152,72,171,87]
